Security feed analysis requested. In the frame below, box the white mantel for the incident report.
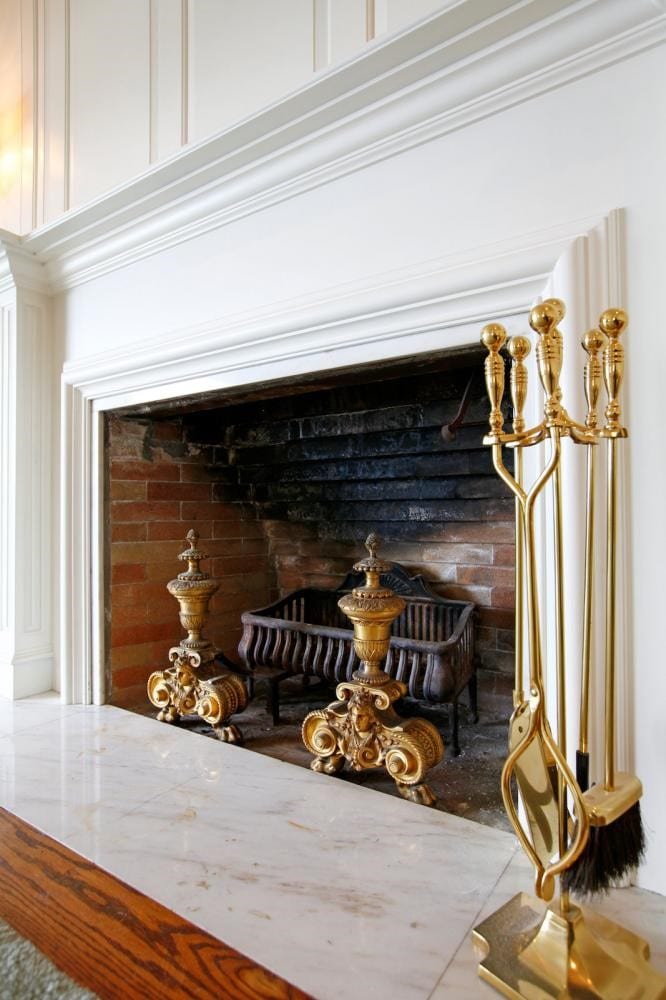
[0,0,664,895]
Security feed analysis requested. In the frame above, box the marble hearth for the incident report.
[0,695,663,999]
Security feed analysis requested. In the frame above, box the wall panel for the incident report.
[69,0,151,207]
[188,0,315,141]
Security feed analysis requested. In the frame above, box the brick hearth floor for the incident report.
[0,694,664,999]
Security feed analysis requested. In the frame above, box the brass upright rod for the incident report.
[600,307,627,792]
[605,435,618,790]
[552,446,569,913]
[580,442,596,756]
[514,449,524,704]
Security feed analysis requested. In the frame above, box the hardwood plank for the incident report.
[0,808,310,1000]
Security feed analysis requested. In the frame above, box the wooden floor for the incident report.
[0,808,309,999]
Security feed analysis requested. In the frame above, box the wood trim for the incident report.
[0,808,309,1000]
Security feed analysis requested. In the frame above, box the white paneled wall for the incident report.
[0,0,443,232]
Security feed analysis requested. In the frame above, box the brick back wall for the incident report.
[184,364,516,674]
[106,415,276,707]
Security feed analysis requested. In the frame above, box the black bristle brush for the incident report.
[564,309,645,896]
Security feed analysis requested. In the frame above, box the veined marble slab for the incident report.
[0,696,663,999]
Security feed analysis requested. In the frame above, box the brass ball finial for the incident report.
[599,307,628,337]
[529,299,563,335]
[481,323,507,352]
[507,335,531,361]
[582,329,605,355]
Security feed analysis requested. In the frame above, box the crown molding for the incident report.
[7,0,663,293]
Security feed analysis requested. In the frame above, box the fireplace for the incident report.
[105,351,516,710]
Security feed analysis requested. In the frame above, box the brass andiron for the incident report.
[473,304,665,998]
[301,534,444,805]
[147,529,248,742]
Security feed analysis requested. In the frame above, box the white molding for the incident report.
[59,212,619,707]
[0,244,55,699]
[0,652,54,699]
[12,0,663,291]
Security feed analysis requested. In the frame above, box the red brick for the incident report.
[109,603,146,627]
[147,482,211,501]
[109,639,166,670]
[112,664,161,691]
[180,464,216,483]
[146,520,212,542]
[456,565,515,588]
[181,501,243,522]
[421,543,493,565]
[109,416,145,439]
[493,544,515,566]
[111,621,178,647]
[111,582,175,609]
[262,520,316,541]
[145,561,183,584]
[152,422,183,441]
[491,587,515,610]
[108,438,145,460]
[211,555,270,576]
[110,460,180,482]
[112,500,181,523]
[437,583,492,606]
[111,541,183,564]
[111,563,147,585]
[213,520,263,540]
[477,607,514,629]
[111,522,147,543]
[110,480,147,501]
[109,683,152,708]
[438,522,515,544]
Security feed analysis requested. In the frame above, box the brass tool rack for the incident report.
[473,301,665,999]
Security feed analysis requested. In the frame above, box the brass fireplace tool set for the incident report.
[473,300,664,998]
[147,529,248,741]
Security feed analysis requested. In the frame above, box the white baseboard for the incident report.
[0,654,55,700]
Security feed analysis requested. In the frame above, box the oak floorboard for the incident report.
[0,808,310,999]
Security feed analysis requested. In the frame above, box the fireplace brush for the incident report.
[576,328,605,793]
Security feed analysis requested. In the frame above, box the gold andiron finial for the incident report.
[146,528,248,742]
[302,534,443,805]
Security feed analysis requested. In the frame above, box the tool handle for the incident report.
[508,335,531,434]
[529,299,565,422]
[481,324,507,437]
[600,308,628,436]
[582,329,605,430]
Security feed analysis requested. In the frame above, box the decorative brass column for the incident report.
[302,534,444,805]
[147,529,248,741]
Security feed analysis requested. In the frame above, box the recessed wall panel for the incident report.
[189,0,315,142]
[69,0,151,207]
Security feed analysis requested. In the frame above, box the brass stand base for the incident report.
[473,892,666,999]
[302,676,443,806]
[147,646,248,743]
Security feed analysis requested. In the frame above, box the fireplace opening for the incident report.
[105,348,515,830]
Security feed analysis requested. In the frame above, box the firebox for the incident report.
[105,349,515,711]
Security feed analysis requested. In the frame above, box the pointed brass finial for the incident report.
[178,529,209,580]
[365,532,380,559]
